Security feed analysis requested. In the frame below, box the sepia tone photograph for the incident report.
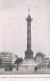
[0,0,50,74]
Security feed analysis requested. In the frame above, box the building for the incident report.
[0,52,12,66]
[35,53,49,69]
[35,52,44,63]
[11,53,18,64]
[0,52,18,66]
[44,57,49,65]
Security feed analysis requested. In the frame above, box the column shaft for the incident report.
[27,21,31,50]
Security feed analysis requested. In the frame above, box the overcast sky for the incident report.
[0,0,50,58]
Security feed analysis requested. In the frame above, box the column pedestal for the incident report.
[25,50,33,59]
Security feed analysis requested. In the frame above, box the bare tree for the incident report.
[14,57,23,71]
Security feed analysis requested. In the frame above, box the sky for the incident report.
[0,0,50,58]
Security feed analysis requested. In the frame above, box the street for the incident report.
[0,68,50,74]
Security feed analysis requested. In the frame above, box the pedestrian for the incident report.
[34,66,38,73]
[17,66,18,71]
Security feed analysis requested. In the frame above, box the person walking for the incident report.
[34,66,38,73]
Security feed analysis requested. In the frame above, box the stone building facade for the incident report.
[0,52,18,66]
[35,52,44,63]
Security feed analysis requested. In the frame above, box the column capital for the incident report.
[26,14,33,22]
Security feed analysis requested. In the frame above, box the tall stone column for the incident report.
[25,14,33,59]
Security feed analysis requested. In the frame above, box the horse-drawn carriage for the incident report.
[5,64,13,71]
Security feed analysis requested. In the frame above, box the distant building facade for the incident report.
[44,58,49,65]
[35,52,44,63]
[0,52,18,65]
[35,52,49,68]
[11,53,18,64]
[0,52,12,65]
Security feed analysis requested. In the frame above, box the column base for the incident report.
[25,50,33,59]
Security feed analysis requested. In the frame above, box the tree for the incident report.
[0,58,2,67]
[47,61,50,68]
[14,57,23,70]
